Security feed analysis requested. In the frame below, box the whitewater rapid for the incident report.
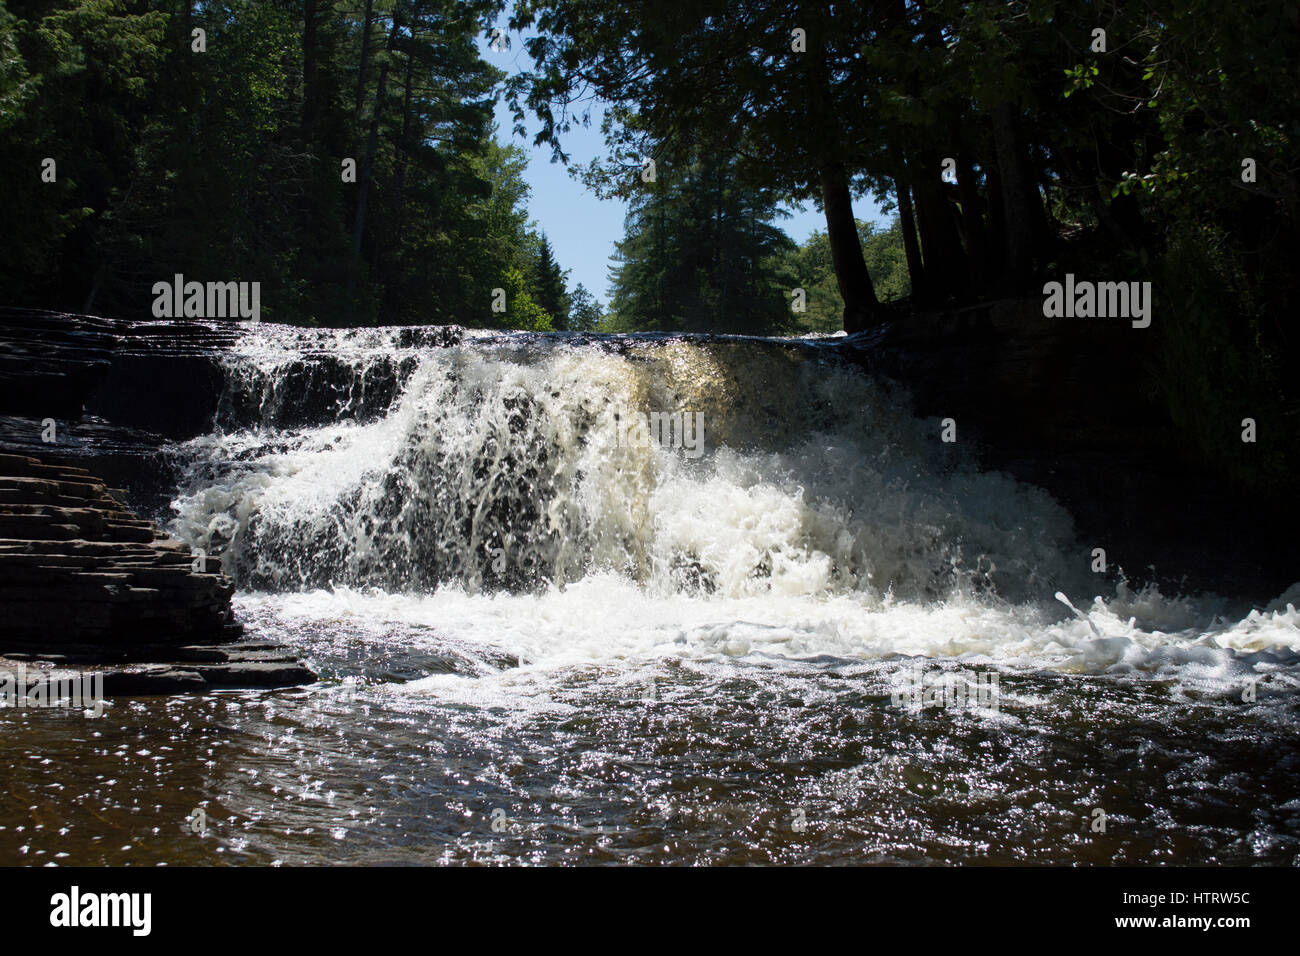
[7,324,1299,867]
[162,325,1300,688]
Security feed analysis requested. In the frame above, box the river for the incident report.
[3,326,1298,865]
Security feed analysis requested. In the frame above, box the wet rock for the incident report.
[0,647,317,699]
[100,666,209,696]
[196,661,318,689]
[844,298,1296,599]
[0,451,313,692]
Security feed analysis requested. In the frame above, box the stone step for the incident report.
[0,538,179,555]
[0,439,312,694]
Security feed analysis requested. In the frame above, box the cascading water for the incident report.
[171,328,1084,604]
[166,326,1299,672]
[8,325,1297,866]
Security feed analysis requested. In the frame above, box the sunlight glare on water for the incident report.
[4,328,1298,865]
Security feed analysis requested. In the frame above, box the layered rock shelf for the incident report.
[0,451,313,694]
[1,304,1293,603]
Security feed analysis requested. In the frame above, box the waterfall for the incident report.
[166,326,1084,603]
[159,324,1300,681]
[13,322,1298,866]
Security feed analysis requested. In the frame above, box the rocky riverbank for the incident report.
[0,450,313,694]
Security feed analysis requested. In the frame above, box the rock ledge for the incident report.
[0,451,313,694]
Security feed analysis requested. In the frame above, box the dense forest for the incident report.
[513,0,1297,330]
[1,0,1297,488]
[594,145,912,336]
[0,0,906,335]
[0,0,575,329]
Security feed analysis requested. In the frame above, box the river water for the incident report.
[3,327,1298,865]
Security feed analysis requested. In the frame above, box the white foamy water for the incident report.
[235,579,1300,692]
[164,327,1299,689]
[7,326,1299,867]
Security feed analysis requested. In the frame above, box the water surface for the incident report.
[3,328,1298,865]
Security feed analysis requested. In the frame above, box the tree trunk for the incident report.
[909,151,965,304]
[957,152,988,297]
[984,163,1007,283]
[820,164,877,333]
[352,20,398,258]
[82,261,107,313]
[991,101,1046,292]
[302,0,320,137]
[895,176,924,297]
[354,0,375,128]
[391,39,416,248]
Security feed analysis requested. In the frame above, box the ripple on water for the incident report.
[3,588,1299,866]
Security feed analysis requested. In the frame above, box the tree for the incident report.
[567,282,603,332]
[781,219,910,334]
[532,233,570,328]
[498,264,553,331]
[0,0,169,310]
[606,150,796,335]
[0,0,572,328]
[509,0,894,332]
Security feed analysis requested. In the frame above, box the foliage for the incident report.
[567,282,603,332]
[0,0,575,328]
[510,0,1299,488]
[782,219,910,334]
[605,151,796,335]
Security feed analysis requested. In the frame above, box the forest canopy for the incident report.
[2,0,1296,381]
[506,0,1296,488]
[0,0,583,330]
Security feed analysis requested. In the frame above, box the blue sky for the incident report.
[476,23,887,305]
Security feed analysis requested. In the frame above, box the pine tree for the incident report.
[532,233,570,329]
[567,283,603,332]
[607,151,795,334]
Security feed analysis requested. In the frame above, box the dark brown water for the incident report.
[5,330,1298,866]
[4,594,1299,866]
